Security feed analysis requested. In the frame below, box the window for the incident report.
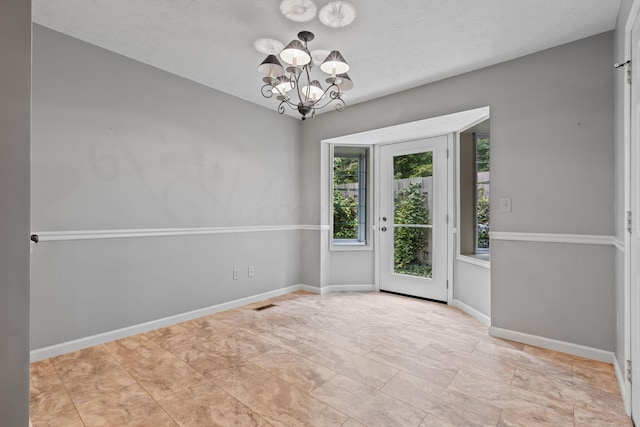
[332,146,368,245]
[459,120,490,259]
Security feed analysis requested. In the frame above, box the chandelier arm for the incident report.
[261,84,275,99]
[290,70,305,106]
[308,83,343,110]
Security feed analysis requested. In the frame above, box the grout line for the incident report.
[48,358,87,427]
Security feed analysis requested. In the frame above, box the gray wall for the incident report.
[0,0,31,425]
[301,32,615,351]
[31,25,302,349]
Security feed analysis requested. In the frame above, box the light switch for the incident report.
[500,197,512,213]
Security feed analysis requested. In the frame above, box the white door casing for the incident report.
[378,136,448,301]
[630,6,640,420]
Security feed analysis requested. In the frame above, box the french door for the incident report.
[378,136,448,301]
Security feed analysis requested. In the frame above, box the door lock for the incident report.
[381,227,387,232]
[381,217,387,222]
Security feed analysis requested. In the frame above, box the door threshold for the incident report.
[380,290,446,304]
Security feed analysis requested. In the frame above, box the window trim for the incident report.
[456,127,490,264]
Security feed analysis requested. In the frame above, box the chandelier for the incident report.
[258,31,353,120]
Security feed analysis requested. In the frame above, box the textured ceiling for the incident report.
[33,1,620,118]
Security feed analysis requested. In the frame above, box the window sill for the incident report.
[330,242,372,252]
[456,254,490,269]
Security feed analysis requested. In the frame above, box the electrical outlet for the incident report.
[248,266,255,277]
[233,268,240,280]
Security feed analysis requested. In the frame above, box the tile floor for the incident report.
[30,291,632,426]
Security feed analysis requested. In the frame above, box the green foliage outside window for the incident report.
[333,186,358,239]
[476,188,489,249]
[394,182,432,277]
[333,155,360,240]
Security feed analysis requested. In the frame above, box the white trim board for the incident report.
[452,299,490,326]
[30,283,370,361]
[489,326,613,363]
[31,224,329,242]
[490,232,616,246]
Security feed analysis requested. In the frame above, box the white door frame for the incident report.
[373,134,454,303]
[376,136,450,301]
[623,0,640,416]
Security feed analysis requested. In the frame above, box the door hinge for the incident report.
[446,214,449,224]
[615,60,632,84]
[446,148,450,158]
[627,360,632,383]
[446,280,449,290]
[628,211,633,234]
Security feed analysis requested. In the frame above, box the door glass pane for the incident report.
[393,151,433,278]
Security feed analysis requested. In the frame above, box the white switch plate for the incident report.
[248,266,255,277]
[500,197,512,213]
[233,268,240,280]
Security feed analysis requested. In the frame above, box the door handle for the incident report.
[381,226,387,232]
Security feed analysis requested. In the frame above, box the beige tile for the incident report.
[305,327,381,355]
[419,414,458,427]
[164,334,228,364]
[29,291,626,427]
[128,354,206,401]
[497,408,573,427]
[249,347,336,392]
[237,376,348,427]
[51,346,136,405]
[75,383,178,426]
[144,323,199,350]
[449,370,573,425]
[258,327,327,358]
[367,344,457,387]
[204,362,276,397]
[574,405,633,427]
[511,366,626,417]
[311,374,426,427]
[381,371,501,426]
[421,343,516,384]
[212,329,281,359]
[103,335,175,367]
[341,418,367,427]
[355,326,431,354]
[308,344,398,389]
[183,315,239,338]
[158,381,266,426]
[573,361,620,394]
[30,360,84,426]
[407,326,480,353]
[31,411,84,427]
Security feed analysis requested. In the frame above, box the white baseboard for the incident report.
[320,284,375,294]
[297,284,322,294]
[30,283,375,362]
[488,326,614,363]
[452,299,491,326]
[30,284,300,362]
[613,356,631,415]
